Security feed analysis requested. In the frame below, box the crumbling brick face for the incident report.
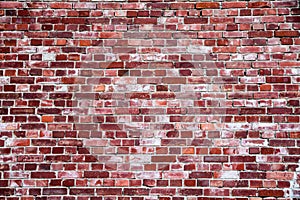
[0,0,300,199]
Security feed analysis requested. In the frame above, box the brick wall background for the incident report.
[0,0,300,199]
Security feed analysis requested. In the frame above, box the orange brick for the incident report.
[56,39,66,46]
[79,40,91,46]
[260,84,271,91]
[42,116,53,122]
[183,147,195,154]
[94,85,105,92]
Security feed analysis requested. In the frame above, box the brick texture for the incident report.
[0,0,300,199]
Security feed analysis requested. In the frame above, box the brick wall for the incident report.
[0,0,300,199]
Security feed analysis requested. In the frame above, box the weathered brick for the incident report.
[240,108,266,114]
[240,172,266,179]
[232,189,257,196]
[222,2,247,8]
[99,32,123,39]
[96,188,122,195]
[189,172,213,178]
[0,2,23,8]
[1,1,299,199]
[179,189,203,196]
[170,3,195,9]
[204,156,228,162]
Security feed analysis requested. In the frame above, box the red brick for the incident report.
[84,171,109,178]
[248,31,273,38]
[74,3,96,9]
[266,76,291,83]
[232,189,257,196]
[1,2,300,199]
[0,2,23,8]
[31,172,56,178]
[100,124,122,130]
[189,172,213,178]
[222,2,247,8]
[268,108,292,114]
[50,32,73,38]
[170,3,195,9]
[62,18,86,24]
[273,1,298,8]
[50,62,74,68]
[152,156,176,162]
[99,32,123,39]
[10,77,34,84]
[275,31,299,37]
[134,18,157,24]
[204,156,228,162]
[43,188,67,195]
[196,2,220,9]
[210,17,234,24]
[34,140,52,149]
[258,189,284,197]
[50,3,72,9]
[240,108,266,114]
[37,108,62,114]
[0,188,14,196]
[231,156,256,162]
[240,172,266,179]
[281,38,293,45]
[0,108,8,115]
[21,123,46,130]
[58,139,83,147]
[96,188,122,195]
[151,188,176,195]
[249,2,271,8]
[45,155,71,162]
[70,189,94,195]
[151,92,175,99]
[10,108,35,114]
[286,16,300,22]
[204,188,230,196]
[124,188,150,195]
[269,140,295,147]
[184,18,208,24]
[179,189,203,196]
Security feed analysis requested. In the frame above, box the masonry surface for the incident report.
[0,0,300,199]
